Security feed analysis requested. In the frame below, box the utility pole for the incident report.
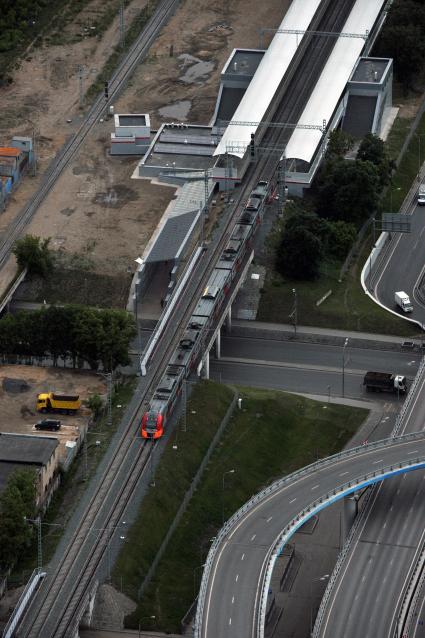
[182,379,187,432]
[107,371,113,428]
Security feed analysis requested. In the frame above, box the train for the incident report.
[141,180,270,439]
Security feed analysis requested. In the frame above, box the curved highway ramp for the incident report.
[195,432,425,638]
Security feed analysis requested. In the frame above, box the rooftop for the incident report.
[223,49,265,77]
[118,114,147,126]
[0,147,21,157]
[351,57,389,83]
[0,432,58,466]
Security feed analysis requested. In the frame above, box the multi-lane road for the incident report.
[210,331,419,400]
[196,431,425,638]
[373,198,425,325]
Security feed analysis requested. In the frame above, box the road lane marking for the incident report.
[311,484,319,490]
[241,553,245,561]
[289,498,297,504]
[229,617,232,625]
[408,450,419,455]
[232,596,235,604]
[340,471,349,476]
[266,516,273,523]
[373,459,383,464]
[251,534,256,541]
[235,574,239,582]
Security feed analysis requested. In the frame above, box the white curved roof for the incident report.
[214,0,323,158]
[285,0,386,164]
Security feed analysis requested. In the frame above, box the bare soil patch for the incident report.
[0,365,106,459]
[0,0,287,297]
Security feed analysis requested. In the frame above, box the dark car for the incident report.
[35,419,61,431]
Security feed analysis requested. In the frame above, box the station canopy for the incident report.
[214,0,323,158]
[284,0,387,164]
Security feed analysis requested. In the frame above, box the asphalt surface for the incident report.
[210,335,419,401]
[317,366,425,638]
[199,434,425,638]
[374,199,425,326]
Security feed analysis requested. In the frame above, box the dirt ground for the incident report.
[0,365,106,459]
[0,0,287,293]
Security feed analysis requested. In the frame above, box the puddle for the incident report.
[158,100,192,121]
[178,53,214,85]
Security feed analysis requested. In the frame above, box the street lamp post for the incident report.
[310,574,330,636]
[222,469,236,525]
[342,338,349,398]
[292,288,298,337]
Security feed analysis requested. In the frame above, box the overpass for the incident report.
[195,432,425,638]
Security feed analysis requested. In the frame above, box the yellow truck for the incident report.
[36,392,81,414]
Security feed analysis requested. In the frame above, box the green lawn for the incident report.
[115,384,367,634]
[257,240,414,336]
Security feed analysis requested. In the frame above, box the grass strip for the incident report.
[115,384,367,633]
[257,240,414,336]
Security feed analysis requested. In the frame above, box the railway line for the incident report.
[0,0,181,270]
[15,0,363,635]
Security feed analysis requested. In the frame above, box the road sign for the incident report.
[381,213,411,233]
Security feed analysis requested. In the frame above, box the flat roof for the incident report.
[214,0,323,158]
[0,432,58,466]
[118,115,146,126]
[284,0,386,164]
[351,57,389,83]
[223,49,265,77]
[146,210,199,263]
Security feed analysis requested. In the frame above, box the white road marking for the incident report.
[229,617,232,625]
[235,574,239,582]
[241,554,245,561]
[408,450,419,455]
[251,534,256,541]
[266,516,273,523]
[289,498,297,504]
[373,459,383,464]
[232,596,235,604]
[311,484,319,490]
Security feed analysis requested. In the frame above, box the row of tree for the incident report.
[276,132,392,280]
[0,469,36,571]
[0,305,136,370]
[374,0,425,93]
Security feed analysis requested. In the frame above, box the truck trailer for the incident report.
[36,392,80,414]
[395,291,413,313]
[363,371,407,394]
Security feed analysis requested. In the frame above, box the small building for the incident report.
[110,113,151,155]
[0,433,60,510]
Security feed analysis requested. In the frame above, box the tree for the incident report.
[316,158,380,225]
[13,234,53,277]
[374,1,425,92]
[325,220,357,260]
[0,469,36,569]
[277,225,323,280]
[357,134,392,186]
[86,394,103,421]
[326,129,354,159]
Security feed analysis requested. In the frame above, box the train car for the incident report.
[141,179,271,439]
[141,364,185,439]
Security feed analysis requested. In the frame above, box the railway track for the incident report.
[0,0,180,270]
[17,0,359,635]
